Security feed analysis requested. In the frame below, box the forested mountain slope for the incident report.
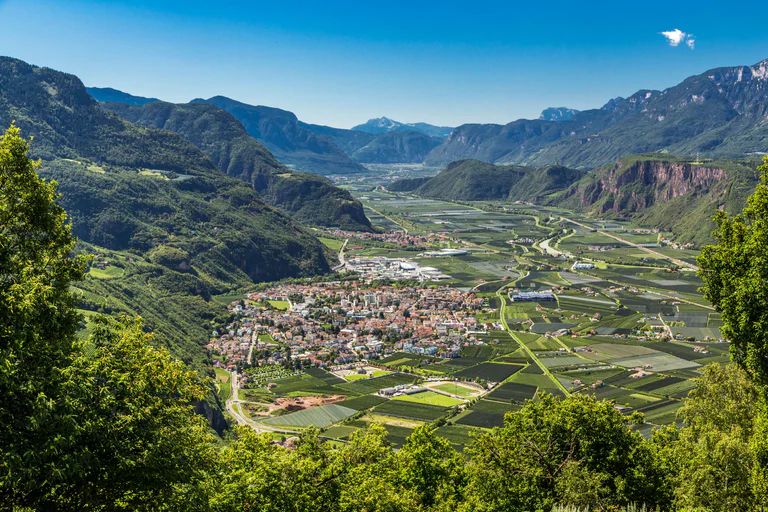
[87,86,160,106]
[0,56,332,373]
[408,159,586,201]
[350,130,443,163]
[101,101,372,230]
[554,155,761,245]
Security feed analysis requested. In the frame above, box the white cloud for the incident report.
[660,29,695,49]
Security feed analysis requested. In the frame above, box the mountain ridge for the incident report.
[191,96,367,176]
[539,107,580,121]
[100,100,372,230]
[426,58,768,169]
[88,86,160,106]
[352,116,453,138]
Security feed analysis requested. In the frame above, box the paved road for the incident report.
[495,281,570,396]
[332,238,349,271]
[559,215,698,271]
[225,371,296,435]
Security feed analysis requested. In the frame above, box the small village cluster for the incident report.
[207,281,489,372]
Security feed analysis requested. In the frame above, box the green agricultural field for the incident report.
[214,368,232,402]
[508,371,563,393]
[305,367,347,385]
[525,336,563,351]
[582,343,658,361]
[540,355,594,369]
[338,373,416,394]
[318,237,344,251]
[321,425,359,440]
[393,390,464,407]
[435,424,481,451]
[372,401,450,422]
[453,363,524,382]
[259,404,358,429]
[338,395,389,411]
[455,399,515,428]
[379,352,425,368]
[554,367,624,386]
[268,373,349,397]
[432,382,480,397]
[88,265,124,279]
[611,354,700,372]
[344,370,391,381]
[485,381,538,403]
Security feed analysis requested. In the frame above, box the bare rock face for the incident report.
[565,159,728,216]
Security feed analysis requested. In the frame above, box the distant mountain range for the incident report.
[539,107,580,121]
[89,57,768,172]
[352,116,453,138]
[425,58,768,169]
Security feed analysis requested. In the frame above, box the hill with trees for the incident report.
[554,154,762,246]
[87,86,160,106]
[300,122,444,163]
[349,130,443,164]
[386,176,433,192]
[409,159,586,202]
[100,100,372,230]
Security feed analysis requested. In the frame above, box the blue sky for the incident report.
[1,0,768,128]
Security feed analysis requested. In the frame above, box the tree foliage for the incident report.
[0,124,88,502]
[698,155,768,384]
[463,393,669,511]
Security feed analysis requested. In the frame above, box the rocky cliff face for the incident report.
[562,159,729,215]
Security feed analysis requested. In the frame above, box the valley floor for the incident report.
[216,188,727,449]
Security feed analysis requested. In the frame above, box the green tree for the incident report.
[463,393,671,511]
[53,317,216,510]
[656,364,766,511]
[395,425,466,510]
[698,155,768,383]
[0,126,215,510]
[0,124,87,503]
